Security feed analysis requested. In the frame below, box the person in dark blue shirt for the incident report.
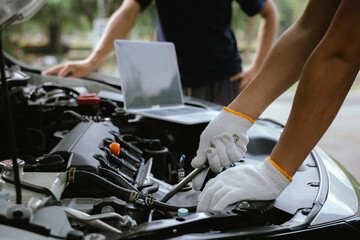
[43,0,278,106]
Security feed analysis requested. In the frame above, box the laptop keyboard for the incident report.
[142,106,206,116]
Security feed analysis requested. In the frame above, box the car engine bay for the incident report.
[2,1,360,238]
[0,62,326,239]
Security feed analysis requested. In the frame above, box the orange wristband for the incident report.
[223,107,255,124]
[267,157,293,182]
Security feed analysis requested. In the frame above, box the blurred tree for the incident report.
[232,0,307,65]
[96,0,123,18]
[130,2,157,40]
[17,0,98,54]
[231,1,261,64]
[17,0,153,54]
[274,0,307,34]
[3,0,307,67]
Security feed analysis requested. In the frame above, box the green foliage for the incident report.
[232,1,250,33]
[24,0,97,34]
[130,2,157,40]
[273,0,307,34]
[3,0,309,66]
[2,25,23,58]
[232,0,308,39]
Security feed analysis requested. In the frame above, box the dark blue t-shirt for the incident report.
[135,0,266,87]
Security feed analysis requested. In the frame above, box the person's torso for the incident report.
[155,0,241,87]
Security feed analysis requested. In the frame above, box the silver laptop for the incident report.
[114,40,219,125]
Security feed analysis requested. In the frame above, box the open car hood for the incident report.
[0,0,46,27]
[1,6,360,236]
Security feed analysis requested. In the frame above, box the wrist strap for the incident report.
[223,107,255,124]
[267,157,293,182]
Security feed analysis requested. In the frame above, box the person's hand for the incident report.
[197,157,292,212]
[191,107,254,190]
[230,66,258,91]
[41,58,96,78]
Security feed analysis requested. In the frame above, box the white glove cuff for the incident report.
[218,107,254,133]
[260,158,292,192]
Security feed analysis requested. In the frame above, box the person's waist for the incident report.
[179,54,240,69]
[180,67,241,88]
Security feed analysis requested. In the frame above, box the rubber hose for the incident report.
[69,170,134,202]
[70,170,198,212]
[99,167,137,191]
[2,171,57,200]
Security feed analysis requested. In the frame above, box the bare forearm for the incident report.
[271,0,360,175]
[271,56,358,176]
[252,0,278,69]
[229,0,340,119]
[88,0,140,67]
[229,23,323,118]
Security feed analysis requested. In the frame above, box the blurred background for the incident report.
[3,0,360,181]
[3,0,307,75]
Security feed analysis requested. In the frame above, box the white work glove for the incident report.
[197,157,292,212]
[191,107,254,190]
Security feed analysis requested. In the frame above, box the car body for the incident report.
[1,1,360,239]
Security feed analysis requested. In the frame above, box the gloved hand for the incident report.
[191,107,254,190]
[197,157,292,212]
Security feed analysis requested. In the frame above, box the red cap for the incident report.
[109,143,120,157]
[77,93,100,105]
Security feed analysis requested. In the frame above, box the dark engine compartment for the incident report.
[0,65,325,239]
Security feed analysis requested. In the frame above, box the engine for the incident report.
[0,69,315,239]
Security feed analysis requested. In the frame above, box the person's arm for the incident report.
[230,0,278,90]
[193,0,341,204]
[270,0,360,176]
[197,0,360,211]
[42,0,141,78]
[228,0,341,119]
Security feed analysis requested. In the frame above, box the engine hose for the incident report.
[61,110,89,122]
[67,169,135,202]
[67,169,197,212]
[2,171,57,201]
[99,167,137,191]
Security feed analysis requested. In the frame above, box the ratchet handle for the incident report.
[160,163,208,203]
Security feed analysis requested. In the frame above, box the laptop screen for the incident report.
[114,40,184,110]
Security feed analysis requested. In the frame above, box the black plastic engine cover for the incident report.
[49,121,118,173]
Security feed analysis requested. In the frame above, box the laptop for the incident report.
[114,40,220,125]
